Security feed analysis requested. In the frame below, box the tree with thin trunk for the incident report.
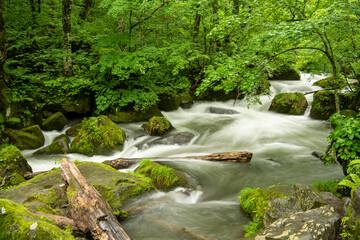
[62,0,73,77]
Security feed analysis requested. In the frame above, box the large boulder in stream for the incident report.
[207,107,239,115]
[0,145,32,189]
[4,125,45,150]
[108,105,163,123]
[0,199,76,240]
[41,112,68,131]
[34,134,70,155]
[142,116,173,136]
[144,132,195,148]
[268,64,301,80]
[269,92,308,115]
[70,115,126,156]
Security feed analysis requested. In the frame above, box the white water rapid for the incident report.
[22,73,344,239]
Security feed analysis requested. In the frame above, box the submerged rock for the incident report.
[70,115,126,156]
[0,199,76,240]
[34,134,70,155]
[256,205,340,240]
[142,116,173,136]
[42,112,68,131]
[4,125,44,150]
[108,105,163,123]
[207,107,239,115]
[145,132,195,147]
[269,92,308,115]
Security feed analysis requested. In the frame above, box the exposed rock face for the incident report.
[268,64,301,80]
[4,125,45,150]
[256,205,340,240]
[263,197,302,227]
[42,112,69,131]
[352,186,360,219]
[108,105,163,123]
[142,116,173,136]
[65,122,81,137]
[207,107,239,115]
[0,145,32,188]
[34,134,70,155]
[145,132,195,147]
[269,92,308,115]
[0,199,76,239]
[178,92,193,109]
[294,184,327,211]
[70,115,126,156]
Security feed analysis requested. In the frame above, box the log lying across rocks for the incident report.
[103,151,252,170]
[60,158,131,240]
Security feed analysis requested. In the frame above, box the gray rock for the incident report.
[263,197,303,227]
[145,132,195,148]
[256,205,341,240]
[294,183,327,211]
[207,107,239,115]
[320,192,344,217]
[352,186,360,219]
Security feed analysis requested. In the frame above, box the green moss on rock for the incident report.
[34,135,69,155]
[136,159,187,191]
[42,112,68,131]
[157,91,181,111]
[109,105,163,123]
[0,145,32,188]
[310,91,336,120]
[0,199,76,240]
[5,118,22,129]
[313,76,347,90]
[268,64,301,80]
[65,123,81,137]
[70,116,126,156]
[4,125,44,150]
[269,92,308,115]
[142,116,173,136]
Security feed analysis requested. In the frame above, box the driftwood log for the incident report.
[60,158,131,240]
[103,151,252,170]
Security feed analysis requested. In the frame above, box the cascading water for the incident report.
[22,73,344,239]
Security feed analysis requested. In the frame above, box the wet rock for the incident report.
[70,115,126,156]
[108,105,163,123]
[4,125,45,150]
[0,199,76,239]
[313,76,347,90]
[310,90,336,120]
[268,64,300,80]
[34,134,70,155]
[145,132,195,147]
[352,186,360,219]
[178,92,193,109]
[294,184,327,211]
[65,122,82,137]
[207,107,239,115]
[42,112,69,131]
[142,116,173,136]
[269,92,308,115]
[263,197,302,227]
[0,145,32,188]
[256,205,341,240]
[320,192,344,217]
[157,91,181,111]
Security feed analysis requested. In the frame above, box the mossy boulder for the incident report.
[310,91,336,120]
[157,91,182,111]
[269,92,308,115]
[65,122,82,137]
[0,199,76,240]
[142,116,173,136]
[70,116,126,156]
[4,125,45,150]
[5,118,22,129]
[135,159,188,191]
[0,80,10,112]
[0,145,32,189]
[34,134,70,155]
[43,93,93,116]
[313,76,347,90]
[178,92,193,109]
[268,64,301,80]
[42,112,68,131]
[0,162,153,217]
[197,89,239,101]
[108,105,163,123]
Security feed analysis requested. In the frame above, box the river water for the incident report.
[23,73,344,239]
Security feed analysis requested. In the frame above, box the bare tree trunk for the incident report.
[193,13,201,41]
[62,0,73,77]
[0,0,7,85]
[80,0,92,20]
[60,158,131,240]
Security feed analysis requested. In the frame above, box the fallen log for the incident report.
[103,151,252,170]
[60,158,131,240]
[29,210,88,232]
[145,215,215,240]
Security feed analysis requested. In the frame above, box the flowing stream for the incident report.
[22,73,344,239]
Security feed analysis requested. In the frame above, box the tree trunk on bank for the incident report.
[62,0,73,77]
[60,158,131,240]
[0,0,7,85]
